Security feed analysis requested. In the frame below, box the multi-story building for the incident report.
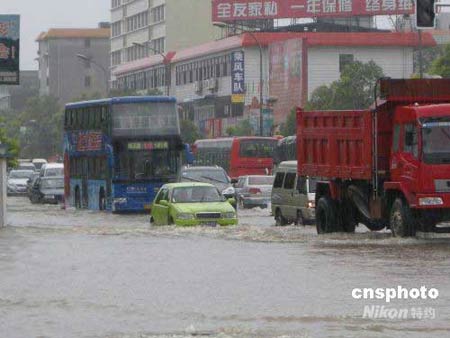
[36,24,110,104]
[113,31,436,136]
[110,0,216,80]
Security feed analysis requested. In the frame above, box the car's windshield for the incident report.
[171,186,224,203]
[45,168,64,177]
[422,119,450,164]
[41,178,64,189]
[9,171,34,179]
[248,176,274,185]
[181,169,229,184]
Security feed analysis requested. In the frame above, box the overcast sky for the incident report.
[2,0,109,70]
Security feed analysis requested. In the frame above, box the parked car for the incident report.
[40,163,64,177]
[234,175,274,209]
[271,161,317,226]
[30,176,64,204]
[32,159,48,172]
[178,165,235,200]
[151,183,237,227]
[17,162,36,171]
[7,170,35,196]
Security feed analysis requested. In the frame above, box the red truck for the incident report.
[297,79,450,237]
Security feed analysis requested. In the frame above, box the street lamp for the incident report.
[76,54,109,95]
[213,22,264,136]
[132,42,171,96]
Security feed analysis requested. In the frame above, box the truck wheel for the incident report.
[341,201,356,233]
[390,198,416,237]
[316,197,337,234]
[275,209,287,226]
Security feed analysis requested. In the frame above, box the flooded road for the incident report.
[1,197,450,338]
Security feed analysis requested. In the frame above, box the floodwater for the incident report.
[1,197,450,338]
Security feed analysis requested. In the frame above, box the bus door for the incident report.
[82,157,89,208]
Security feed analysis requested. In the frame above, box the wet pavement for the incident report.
[1,197,450,338]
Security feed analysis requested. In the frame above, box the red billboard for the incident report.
[212,0,414,21]
[269,39,303,125]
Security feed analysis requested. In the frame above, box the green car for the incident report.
[150,182,238,226]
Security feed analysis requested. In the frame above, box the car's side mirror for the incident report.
[231,178,238,184]
[227,197,236,205]
[159,200,169,207]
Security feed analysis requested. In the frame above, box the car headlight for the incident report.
[308,201,315,208]
[419,197,443,206]
[222,187,235,195]
[222,212,236,219]
[177,213,195,220]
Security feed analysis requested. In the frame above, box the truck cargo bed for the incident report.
[297,109,381,180]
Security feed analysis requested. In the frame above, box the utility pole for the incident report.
[0,143,10,228]
[418,29,424,79]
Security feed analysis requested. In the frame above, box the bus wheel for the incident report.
[75,187,81,209]
[275,209,287,226]
[316,197,337,234]
[99,189,106,211]
[390,198,416,237]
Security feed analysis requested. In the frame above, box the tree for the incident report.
[429,44,450,78]
[279,108,297,136]
[109,88,163,97]
[17,95,63,159]
[0,118,19,167]
[226,119,253,136]
[180,119,201,144]
[306,60,384,110]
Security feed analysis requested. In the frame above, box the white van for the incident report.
[271,161,316,226]
[40,163,64,177]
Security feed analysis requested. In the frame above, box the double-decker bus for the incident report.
[193,137,278,179]
[273,135,297,168]
[63,96,183,212]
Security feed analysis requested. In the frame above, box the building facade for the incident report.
[36,26,110,104]
[112,31,435,136]
[110,0,216,80]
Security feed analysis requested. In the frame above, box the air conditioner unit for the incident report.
[208,78,219,91]
[194,81,203,94]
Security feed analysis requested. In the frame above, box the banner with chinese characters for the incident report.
[0,15,20,85]
[212,0,414,21]
[231,50,245,103]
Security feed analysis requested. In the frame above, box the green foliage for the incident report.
[180,119,201,144]
[17,95,63,159]
[0,118,19,167]
[429,44,450,78]
[279,108,297,136]
[306,60,384,110]
[226,120,253,136]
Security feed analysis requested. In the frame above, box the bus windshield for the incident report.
[115,145,180,180]
[239,139,277,158]
[112,102,179,137]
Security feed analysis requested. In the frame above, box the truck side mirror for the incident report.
[405,132,415,147]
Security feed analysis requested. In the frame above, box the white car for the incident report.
[7,170,35,196]
[32,158,48,172]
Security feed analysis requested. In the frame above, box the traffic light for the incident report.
[416,0,436,29]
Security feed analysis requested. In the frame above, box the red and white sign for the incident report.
[212,0,414,21]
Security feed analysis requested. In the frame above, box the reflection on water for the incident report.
[1,197,450,338]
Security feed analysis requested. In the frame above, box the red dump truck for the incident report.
[297,79,450,237]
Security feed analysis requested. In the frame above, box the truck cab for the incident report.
[388,104,450,230]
